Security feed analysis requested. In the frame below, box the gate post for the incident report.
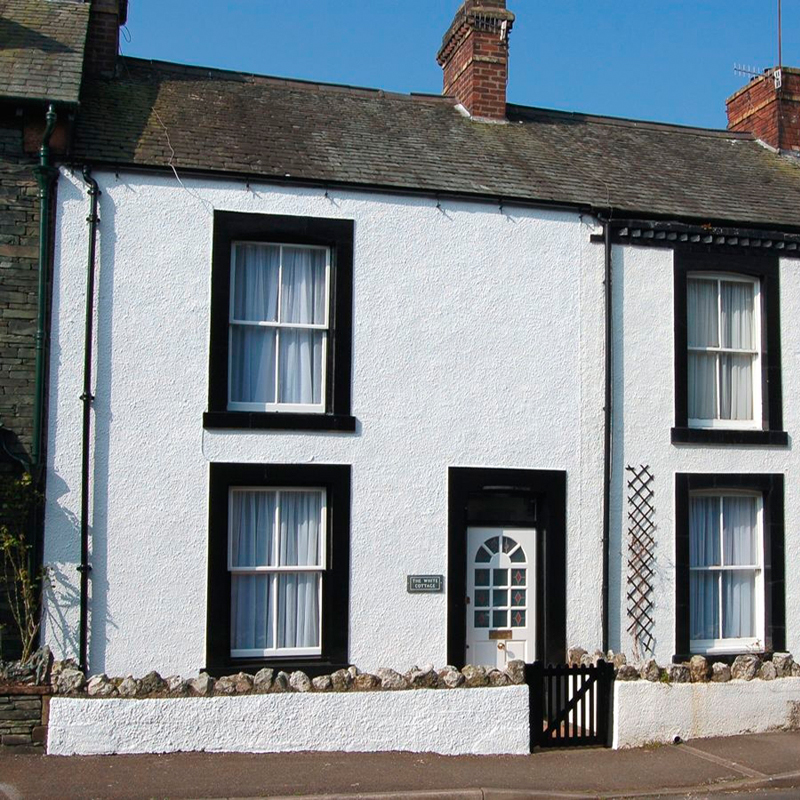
[525,661,543,751]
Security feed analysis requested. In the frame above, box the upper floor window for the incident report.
[687,274,760,428]
[205,212,355,433]
[672,252,786,446]
[229,243,330,413]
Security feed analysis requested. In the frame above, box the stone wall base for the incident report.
[0,685,51,748]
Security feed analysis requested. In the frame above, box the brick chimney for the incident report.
[437,0,515,121]
[726,67,800,154]
[84,0,128,77]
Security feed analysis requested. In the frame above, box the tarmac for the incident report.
[1,730,800,799]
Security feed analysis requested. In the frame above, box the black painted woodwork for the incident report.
[447,467,567,668]
[673,251,785,445]
[674,472,785,660]
[206,462,351,677]
[207,211,355,431]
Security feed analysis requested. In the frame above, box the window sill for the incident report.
[672,651,766,665]
[671,427,789,446]
[204,411,357,432]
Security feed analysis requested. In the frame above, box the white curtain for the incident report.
[688,280,719,420]
[720,281,755,421]
[230,244,325,406]
[722,496,757,638]
[230,244,280,404]
[687,279,755,422]
[230,491,277,650]
[690,495,758,642]
[690,497,720,641]
[279,248,325,405]
[277,492,322,648]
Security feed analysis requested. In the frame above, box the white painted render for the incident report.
[608,245,800,665]
[613,679,800,748]
[47,686,530,756]
[43,169,606,677]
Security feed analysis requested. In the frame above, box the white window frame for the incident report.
[687,272,762,430]
[228,486,327,658]
[228,241,331,414]
[689,490,764,655]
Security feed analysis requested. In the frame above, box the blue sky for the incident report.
[122,1,797,129]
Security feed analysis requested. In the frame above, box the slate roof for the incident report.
[0,0,89,105]
[73,57,800,230]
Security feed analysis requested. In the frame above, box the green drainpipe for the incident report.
[30,104,58,472]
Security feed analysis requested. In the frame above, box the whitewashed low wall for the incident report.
[613,678,800,749]
[48,686,529,756]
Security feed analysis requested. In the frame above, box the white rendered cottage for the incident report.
[41,0,800,704]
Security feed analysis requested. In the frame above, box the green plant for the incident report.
[0,473,44,662]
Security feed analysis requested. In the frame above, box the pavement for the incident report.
[1,730,800,800]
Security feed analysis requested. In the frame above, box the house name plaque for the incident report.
[407,575,444,593]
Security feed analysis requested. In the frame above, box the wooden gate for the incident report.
[525,660,615,749]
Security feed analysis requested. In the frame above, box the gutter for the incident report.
[78,167,100,674]
[31,105,59,472]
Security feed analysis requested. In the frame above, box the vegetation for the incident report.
[0,473,45,662]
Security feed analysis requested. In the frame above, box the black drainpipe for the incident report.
[31,104,59,472]
[601,217,613,653]
[78,167,100,673]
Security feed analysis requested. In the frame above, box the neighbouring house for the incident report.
[4,0,800,750]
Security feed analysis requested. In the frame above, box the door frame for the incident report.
[447,467,567,667]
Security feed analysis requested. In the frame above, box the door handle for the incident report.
[497,642,506,650]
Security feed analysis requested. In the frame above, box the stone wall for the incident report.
[0,685,48,747]
[0,113,41,663]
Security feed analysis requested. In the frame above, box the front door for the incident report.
[466,527,536,669]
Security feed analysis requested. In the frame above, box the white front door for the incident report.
[466,527,536,669]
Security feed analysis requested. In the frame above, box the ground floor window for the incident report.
[675,473,784,659]
[207,463,350,676]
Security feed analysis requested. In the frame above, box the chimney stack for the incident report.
[85,0,128,77]
[726,67,800,155]
[437,0,515,121]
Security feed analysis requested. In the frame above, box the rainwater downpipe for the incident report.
[601,217,613,654]
[31,104,58,471]
[78,167,100,673]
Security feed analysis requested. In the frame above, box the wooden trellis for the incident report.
[626,465,656,658]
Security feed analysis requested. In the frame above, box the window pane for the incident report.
[475,569,490,586]
[690,571,719,641]
[511,610,526,628]
[279,491,323,566]
[688,352,717,420]
[277,573,320,648]
[502,536,518,553]
[484,536,500,554]
[474,589,490,607]
[230,490,276,567]
[280,247,326,325]
[722,571,756,638]
[723,496,758,566]
[493,569,508,586]
[474,610,490,628]
[278,329,323,405]
[719,354,753,421]
[510,547,526,563]
[687,279,719,347]
[493,589,508,606]
[231,574,272,650]
[493,610,508,627]
[475,546,491,563]
[721,280,755,350]
[511,589,526,607]
[690,496,721,566]
[511,568,526,587]
[230,327,276,404]
[232,244,279,322]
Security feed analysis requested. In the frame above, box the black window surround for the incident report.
[205,462,351,677]
[674,472,785,662]
[672,250,787,446]
[204,211,356,433]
